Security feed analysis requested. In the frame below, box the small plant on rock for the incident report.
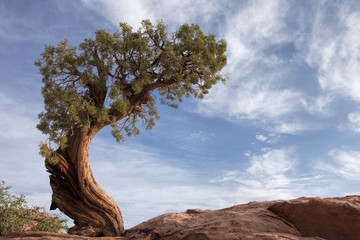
[0,180,68,236]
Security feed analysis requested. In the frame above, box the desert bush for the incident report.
[0,180,68,235]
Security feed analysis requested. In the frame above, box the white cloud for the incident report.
[80,0,222,30]
[255,134,268,142]
[0,2,80,43]
[211,148,305,201]
[255,133,281,144]
[302,94,334,115]
[233,82,301,120]
[196,0,314,134]
[348,111,360,132]
[306,3,360,102]
[317,149,360,180]
[211,146,360,202]
[0,92,46,186]
[270,121,318,135]
[89,140,192,187]
[80,0,153,29]
[199,75,303,122]
[188,131,214,143]
[246,148,296,181]
[171,129,215,151]
[0,92,42,139]
[211,147,355,201]
[224,0,289,71]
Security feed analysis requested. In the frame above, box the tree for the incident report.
[35,20,227,237]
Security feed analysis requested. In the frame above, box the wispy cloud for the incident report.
[0,91,54,219]
[269,121,320,135]
[246,148,296,179]
[223,0,290,71]
[347,111,360,133]
[197,0,360,135]
[88,138,238,227]
[211,148,306,199]
[255,134,268,142]
[306,2,360,102]
[80,0,223,30]
[0,92,42,139]
[302,94,334,115]
[0,2,58,42]
[80,0,153,29]
[255,133,281,144]
[200,76,303,120]
[196,0,314,134]
[210,147,348,201]
[317,149,360,180]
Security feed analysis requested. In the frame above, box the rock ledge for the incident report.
[2,196,360,240]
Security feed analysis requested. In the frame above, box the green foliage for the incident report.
[36,20,227,153]
[0,181,68,235]
[39,143,58,164]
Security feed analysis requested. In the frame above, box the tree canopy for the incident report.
[35,20,227,162]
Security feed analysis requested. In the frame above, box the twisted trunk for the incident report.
[45,127,124,237]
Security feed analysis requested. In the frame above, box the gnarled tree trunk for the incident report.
[45,127,124,237]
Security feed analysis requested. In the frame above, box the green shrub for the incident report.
[0,181,68,235]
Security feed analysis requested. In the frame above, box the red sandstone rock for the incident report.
[2,196,360,240]
[124,200,320,240]
[268,196,360,240]
[242,233,325,240]
[0,231,127,239]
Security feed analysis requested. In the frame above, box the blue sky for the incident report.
[1,0,360,228]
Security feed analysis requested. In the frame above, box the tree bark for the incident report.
[45,127,124,237]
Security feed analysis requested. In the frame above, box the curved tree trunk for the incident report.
[45,127,124,237]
